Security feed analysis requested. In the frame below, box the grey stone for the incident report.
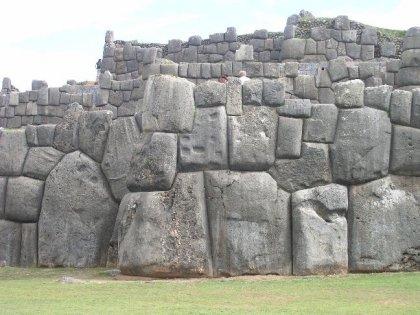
[118,172,212,277]
[348,66,359,79]
[326,49,338,60]
[284,25,296,39]
[53,103,83,153]
[361,45,375,61]
[160,64,179,76]
[37,124,56,146]
[127,132,177,191]
[361,27,378,45]
[335,79,365,108]
[78,111,113,163]
[365,76,382,87]
[188,35,202,46]
[285,62,299,77]
[397,67,420,87]
[318,88,335,104]
[209,33,224,43]
[100,117,147,200]
[364,85,393,111]
[38,151,118,267]
[0,177,6,219]
[390,90,412,125]
[168,39,182,53]
[179,107,227,171]
[315,66,332,88]
[281,39,306,60]
[342,30,357,43]
[9,92,19,106]
[269,143,332,192]
[23,147,64,180]
[294,75,318,100]
[242,62,263,77]
[262,79,285,105]
[303,104,338,143]
[0,128,28,176]
[311,26,331,41]
[292,184,348,275]
[182,46,198,63]
[277,99,312,118]
[142,75,195,133]
[387,59,401,73]
[334,15,350,30]
[381,42,396,57]
[20,223,37,267]
[194,81,227,107]
[401,49,420,67]
[32,80,48,90]
[48,88,60,106]
[205,171,291,276]
[411,89,420,128]
[287,14,300,25]
[225,27,237,42]
[263,63,281,78]
[217,42,229,55]
[390,125,420,175]
[359,61,380,79]
[37,87,49,105]
[226,77,242,115]
[0,220,21,266]
[242,79,262,105]
[235,45,254,61]
[348,176,420,271]
[402,35,420,50]
[331,107,391,184]
[228,106,277,171]
[346,43,361,59]
[328,58,348,82]
[276,116,302,158]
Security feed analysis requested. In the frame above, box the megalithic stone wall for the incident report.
[0,16,419,276]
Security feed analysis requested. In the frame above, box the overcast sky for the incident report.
[1,0,419,91]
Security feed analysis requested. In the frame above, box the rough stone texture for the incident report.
[0,220,21,266]
[23,147,64,180]
[127,132,177,191]
[205,171,291,276]
[142,75,195,133]
[364,85,393,111]
[292,184,348,275]
[281,38,306,60]
[78,111,113,163]
[276,116,302,158]
[262,79,285,105]
[334,79,365,108]
[349,176,420,271]
[294,75,318,100]
[179,107,227,171]
[412,88,420,128]
[269,143,332,192]
[331,107,391,184]
[5,176,44,222]
[328,58,348,82]
[20,223,38,267]
[101,117,148,201]
[226,77,242,115]
[228,106,277,171]
[397,67,420,86]
[390,125,420,175]
[0,128,28,176]
[37,125,56,146]
[401,49,420,67]
[194,81,226,107]
[38,151,118,267]
[277,99,312,118]
[0,177,6,219]
[118,172,212,277]
[390,90,412,125]
[242,79,262,105]
[53,102,83,153]
[235,45,254,61]
[303,104,338,143]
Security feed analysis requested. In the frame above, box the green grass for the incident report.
[0,268,419,314]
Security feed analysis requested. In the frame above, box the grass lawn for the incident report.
[0,268,419,314]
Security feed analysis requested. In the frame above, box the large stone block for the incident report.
[292,184,348,275]
[127,132,177,191]
[276,116,302,158]
[277,99,312,118]
[23,147,64,180]
[0,177,6,219]
[53,102,83,153]
[118,172,212,277]
[397,67,420,86]
[20,223,37,267]
[328,58,348,82]
[0,128,28,176]
[390,125,420,175]
[205,171,291,276]
[349,176,420,271]
[226,78,242,115]
[281,38,306,60]
[334,79,365,108]
[37,125,56,146]
[242,79,262,105]
[390,90,412,125]
[269,143,332,192]
[412,88,420,128]
[303,104,338,143]
[331,107,391,184]
[294,75,318,100]
[263,79,285,105]
[194,81,226,107]
[235,45,254,61]
[228,106,277,170]
[101,117,148,201]
[78,111,113,163]
[401,49,420,67]
[142,75,195,133]
[364,85,393,111]
[0,220,21,266]
[179,107,227,171]
[38,151,118,267]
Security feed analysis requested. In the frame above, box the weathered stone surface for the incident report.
[78,111,113,163]
[349,176,420,271]
[235,45,254,61]
[303,104,338,143]
[142,75,195,133]
[194,81,226,106]
[361,27,378,45]
[0,177,6,219]
[205,171,291,276]
[397,67,420,86]
[276,116,302,158]
[331,107,391,184]
[37,125,56,146]
[328,58,348,82]
[281,38,306,60]
[23,147,64,180]
[118,172,212,277]
[334,79,365,108]
[127,132,177,191]
[390,125,420,175]
[294,75,318,100]
[401,49,420,67]
[0,220,21,266]
[262,79,285,105]
[228,106,277,170]
[20,223,38,267]
[364,85,393,111]
[412,88,420,128]
[242,79,262,105]
[38,151,118,267]
[277,99,312,118]
[179,107,227,171]
[0,128,28,176]
[226,77,242,115]
[53,102,83,153]
[390,90,412,125]
[292,184,348,275]
[269,143,332,192]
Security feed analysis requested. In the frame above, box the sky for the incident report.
[1,0,419,91]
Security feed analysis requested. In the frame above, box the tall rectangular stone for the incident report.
[20,223,38,267]
[276,116,302,158]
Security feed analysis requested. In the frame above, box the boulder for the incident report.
[281,38,306,60]
[204,171,291,276]
[348,176,420,271]
[331,107,391,184]
[328,58,348,82]
[262,79,285,105]
[303,104,338,143]
[294,75,318,100]
[194,81,226,107]
[292,184,348,275]
[23,147,64,180]
[364,85,393,111]
[390,125,420,175]
[228,106,277,170]
[0,128,28,176]
[397,67,420,86]
[20,223,38,267]
[276,116,302,158]
[277,99,312,118]
[0,220,21,266]
[38,151,118,267]
[0,177,6,219]
[242,79,262,105]
[53,102,83,153]
[37,125,56,146]
[126,132,177,191]
[390,90,412,125]
[118,172,212,277]
[226,77,242,115]
[179,107,228,171]
[334,79,365,108]
[400,49,420,67]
